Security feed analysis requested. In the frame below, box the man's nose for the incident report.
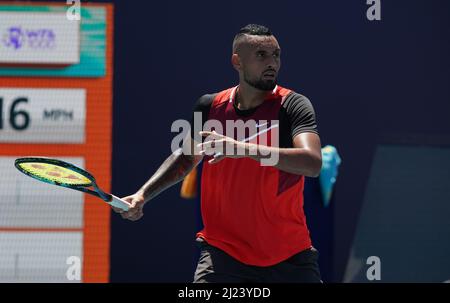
[266,59,279,70]
[266,63,278,72]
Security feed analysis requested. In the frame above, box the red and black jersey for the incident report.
[190,85,319,266]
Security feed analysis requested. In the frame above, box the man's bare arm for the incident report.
[246,132,322,177]
[138,136,203,203]
[138,149,202,203]
[199,131,322,177]
[114,136,202,221]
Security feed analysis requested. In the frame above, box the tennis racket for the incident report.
[14,157,131,211]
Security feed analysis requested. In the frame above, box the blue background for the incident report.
[108,0,450,282]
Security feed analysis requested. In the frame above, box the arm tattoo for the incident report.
[139,149,201,202]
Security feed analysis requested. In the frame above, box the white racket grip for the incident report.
[108,194,131,211]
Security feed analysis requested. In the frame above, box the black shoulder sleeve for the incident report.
[190,94,215,140]
[281,92,319,138]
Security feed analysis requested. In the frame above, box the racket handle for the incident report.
[108,194,131,211]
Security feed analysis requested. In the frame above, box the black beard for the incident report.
[244,74,277,91]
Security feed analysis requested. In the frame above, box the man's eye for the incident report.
[257,53,265,58]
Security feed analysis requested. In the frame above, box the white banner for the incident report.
[0,88,86,143]
[0,12,80,65]
[0,157,84,228]
[0,232,82,283]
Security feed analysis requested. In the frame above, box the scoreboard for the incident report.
[0,3,114,283]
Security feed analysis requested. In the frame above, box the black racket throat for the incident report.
[79,183,112,202]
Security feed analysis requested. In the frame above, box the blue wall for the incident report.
[101,0,450,282]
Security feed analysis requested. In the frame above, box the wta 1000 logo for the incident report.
[2,26,56,50]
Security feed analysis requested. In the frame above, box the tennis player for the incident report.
[114,24,323,283]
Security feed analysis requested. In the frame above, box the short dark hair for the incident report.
[237,24,272,36]
[232,24,272,53]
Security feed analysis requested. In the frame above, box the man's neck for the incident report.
[235,81,274,110]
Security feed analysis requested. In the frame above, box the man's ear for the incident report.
[231,53,241,71]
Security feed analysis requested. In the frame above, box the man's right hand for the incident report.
[111,191,146,221]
